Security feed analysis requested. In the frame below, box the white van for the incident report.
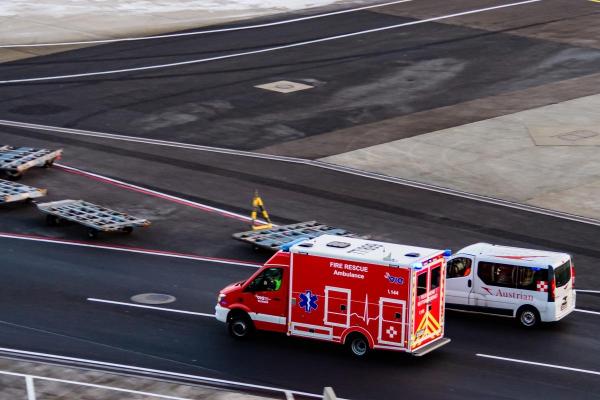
[445,243,576,327]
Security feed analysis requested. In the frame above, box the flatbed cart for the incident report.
[0,179,46,204]
[233,220,364,251]
[0,145,62,180]
[37,199,150,239]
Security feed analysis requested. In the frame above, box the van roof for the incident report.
[289,234,443,267]
[458,243,570,267]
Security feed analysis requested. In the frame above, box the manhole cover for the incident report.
[131,293,176,305]
[255,80,314,93]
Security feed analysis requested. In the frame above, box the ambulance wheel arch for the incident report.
[227,309,255,339]
[516,305,540,328]
[342,328,374,357]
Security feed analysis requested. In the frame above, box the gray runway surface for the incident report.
[0,0,599,399]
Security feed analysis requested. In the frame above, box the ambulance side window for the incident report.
[417,273,428,296]
[447,258,472,279]
[246,268,283,292]
[430,266,441,290]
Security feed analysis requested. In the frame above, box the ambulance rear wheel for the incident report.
[347,333,370,357]
[228,313,253,339]
[517,306,540,328]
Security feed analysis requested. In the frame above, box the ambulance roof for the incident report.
[457,242,570,267]
[289,235,443,267]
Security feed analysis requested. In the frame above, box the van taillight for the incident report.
[550,279,556,301]
[571,263,576,288]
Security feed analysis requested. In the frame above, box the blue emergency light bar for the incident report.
[280,237,310,252]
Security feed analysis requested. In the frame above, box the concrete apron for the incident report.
[321,93,600,220]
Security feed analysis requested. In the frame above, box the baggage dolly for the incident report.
[0,179,46,204]
[0,145,62,180]
[233,220,364,251]
[37,199,151,239]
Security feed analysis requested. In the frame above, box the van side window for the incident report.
[447,258,472,278]
[478,262,517,288]
[518,267,548,291]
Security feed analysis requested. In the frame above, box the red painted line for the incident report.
[54,163,268,225]
[0,231,262,267]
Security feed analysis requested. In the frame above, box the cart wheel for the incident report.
[5,170,22,181]
[43,159,55,168]
[46,215,61,226]
[87,229,99,239]
[122,227,134,234]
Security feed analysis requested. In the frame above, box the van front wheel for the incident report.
[517,306,539,328]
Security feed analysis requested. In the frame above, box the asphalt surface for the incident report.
[0,0,599,399]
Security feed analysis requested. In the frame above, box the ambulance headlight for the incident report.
[218,293,227,305]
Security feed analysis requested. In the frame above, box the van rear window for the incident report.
[554,261,571,287]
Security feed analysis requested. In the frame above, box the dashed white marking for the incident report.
[575,308,600,316]
[2,118,598,227]
[576,289,600,294]
[87,298,215,318]
[0,0,413,48]
[0,0,543,84]
[0,347,322,398]
[477,353,600,376]
[0,232,261,268]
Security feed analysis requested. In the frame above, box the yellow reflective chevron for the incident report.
[413,310,441,344]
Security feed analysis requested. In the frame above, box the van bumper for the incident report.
[215,304,229,323]
[412,337,451,357]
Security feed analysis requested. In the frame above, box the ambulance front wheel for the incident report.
[517,306,540,328]
[346,333,370,357]
[227,313,254,339]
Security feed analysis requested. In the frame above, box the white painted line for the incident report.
[1,370,194,400]
[575,308,600,316]
[576,289,600,294]
[87,298,215,318]
[0,1,413,48]
[2,118,598,227]
[477,353,600,376]
[0,232,261,268]
[0,0,542,84]
[54,163,275,226]
[0,347,323,398]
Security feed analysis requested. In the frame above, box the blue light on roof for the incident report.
[280,237,310,252]
[411,262,423,270]
[444,249,452,257]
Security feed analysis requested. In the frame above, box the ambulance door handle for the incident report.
[468,279,472,288]
[273,297,281,301]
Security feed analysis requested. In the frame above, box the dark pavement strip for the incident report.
[0,1,598,153]
[0,237,598,400]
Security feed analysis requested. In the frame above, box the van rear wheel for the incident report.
[227,313,253,339]
[346,333,370,357]
[517,306,539,328]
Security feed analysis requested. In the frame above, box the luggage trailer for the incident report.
[233,221,364,251]
[0,179,46,204]
[37,199,150,238]
[0,146,62,180]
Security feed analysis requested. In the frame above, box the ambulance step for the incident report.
[233,220,365,251]
[412,337,451,357]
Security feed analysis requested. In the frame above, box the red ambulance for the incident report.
[215,235,451,357]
